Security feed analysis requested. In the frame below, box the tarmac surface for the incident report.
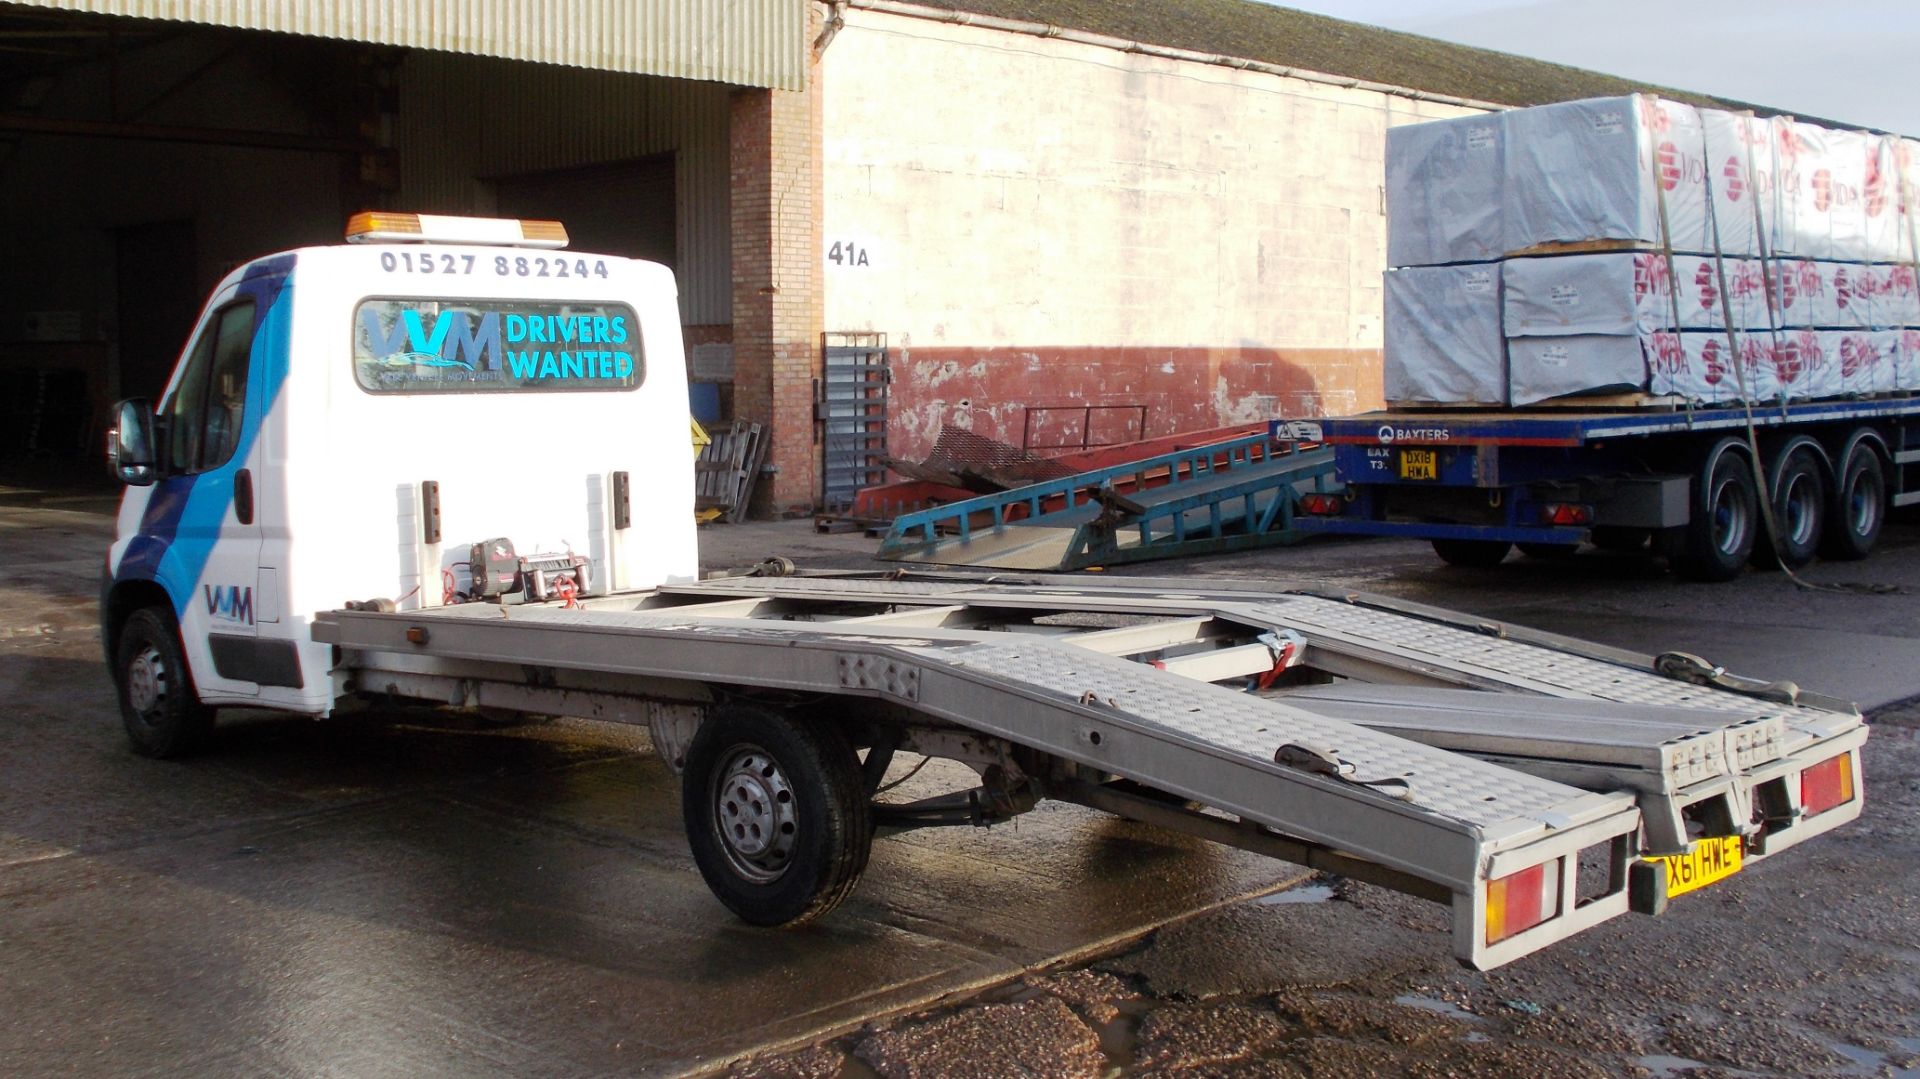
[3,469,1917,1077]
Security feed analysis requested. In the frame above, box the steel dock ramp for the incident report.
[874,434,1338,571]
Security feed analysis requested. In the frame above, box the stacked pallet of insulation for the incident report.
[1384,95,1920,407]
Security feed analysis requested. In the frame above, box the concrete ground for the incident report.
[3,470,1917,1077]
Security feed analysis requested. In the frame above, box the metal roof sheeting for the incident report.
[13,0,807,89]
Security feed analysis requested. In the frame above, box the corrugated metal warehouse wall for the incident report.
[8,0,807,89]
[396,52,733,325]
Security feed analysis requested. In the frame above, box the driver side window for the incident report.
[161,301,256,475]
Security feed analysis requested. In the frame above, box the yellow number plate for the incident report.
[1399,449,1438,480]
[1648,835,1743,899]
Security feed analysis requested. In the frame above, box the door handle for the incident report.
[234,468,255,525]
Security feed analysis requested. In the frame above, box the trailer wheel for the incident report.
[1754,443,1826,570]
[1431,539,1511,568]
[1672,445,1757,582]
[682,704,872,926]
[114,607,215,758]
[1819,440,1885,562]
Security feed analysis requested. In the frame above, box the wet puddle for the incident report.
[1255,882,1337,906]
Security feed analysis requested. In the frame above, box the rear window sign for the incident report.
[354,298,643,393]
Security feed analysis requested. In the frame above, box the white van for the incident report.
[103,213,698,755]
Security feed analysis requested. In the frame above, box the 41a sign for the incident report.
[825,238,873,268]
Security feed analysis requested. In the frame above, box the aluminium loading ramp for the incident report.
[315,572,1865,969]
[668,573,1866,866]
[874,433,1338,571]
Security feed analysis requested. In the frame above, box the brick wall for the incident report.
[729,4,825,515]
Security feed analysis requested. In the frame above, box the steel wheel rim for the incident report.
[709,744,798,884]
[1847,468,1882,539]
[126,645,165,721]
[1781,471,1818,547]
[1710,475,1751,557]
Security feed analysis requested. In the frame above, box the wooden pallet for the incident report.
[1504,239,1657,259]
[1527,392,1687,410]
[695,420,767,524]
[1388,393,1687,411]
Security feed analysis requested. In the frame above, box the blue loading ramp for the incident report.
[875,433,1337,571]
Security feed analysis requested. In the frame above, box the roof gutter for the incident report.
[841,0,1509,114]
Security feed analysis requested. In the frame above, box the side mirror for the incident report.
[108,398,160,487]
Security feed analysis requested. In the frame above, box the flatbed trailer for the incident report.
[314,569,1865,970]
[1282,396,1920,578]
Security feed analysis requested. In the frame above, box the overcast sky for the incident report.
[1272,0,1919,135]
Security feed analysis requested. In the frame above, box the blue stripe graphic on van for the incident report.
[116,256,296,615]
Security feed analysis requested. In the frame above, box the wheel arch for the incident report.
[1695,435,1757,494]
[1832,425,1892,473]
[1767,432,1831,481]
[102,578,177,666]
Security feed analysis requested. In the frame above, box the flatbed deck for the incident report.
[1315,395,1920,447]
[313,570,1866,969]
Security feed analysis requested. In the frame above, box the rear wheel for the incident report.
[1754,444,1826,570]
[1430,539,1511,568]
[1671,446,1757,582]
[1819,440,1885,561]
[114,607,215,758]
[682,703,872,926]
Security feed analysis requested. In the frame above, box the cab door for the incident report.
[149,288,265,700]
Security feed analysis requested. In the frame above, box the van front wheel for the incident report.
[115,607,215,758]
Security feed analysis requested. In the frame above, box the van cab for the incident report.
[102,213,698,755]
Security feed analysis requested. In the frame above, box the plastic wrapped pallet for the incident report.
[1506,327,1883,406]
[1827,329,1902,394]
[1865,134,1907,263]
[1383,264,1505,404]
[1385,114,1505,266]
[1872,263,1920,326]
[1502,252,1771,335]
[1505,334,1649,405]
[1502,96,1718,256]
[1765,259,1894,328]
[1896,328,1920,389]
[1700,109,1774,258]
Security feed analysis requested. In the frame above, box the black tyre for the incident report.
[1672,447,1757,582]
[682,704,872,926]
[1753,445,1826,570]
[1819,440,1886,562]
[1589,526,1650,553]
[1516,542,1577,560]
[114,607,215,758]
[1431,539,1511,568]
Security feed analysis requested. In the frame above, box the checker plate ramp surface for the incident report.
[912,638,1604,832]
[674,578,1854,735]
[1241,596,1766,713]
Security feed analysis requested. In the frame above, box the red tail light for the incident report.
[1486,859,1561,945]
[1300,493,1345,516]
[1800,752,1856,817]
[1540,503,1593,526]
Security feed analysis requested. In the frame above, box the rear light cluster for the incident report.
[1299,493,1345,515]
[1486,858,1562,945]
[1800,752,1856,817]
[1539,502,1594,526]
